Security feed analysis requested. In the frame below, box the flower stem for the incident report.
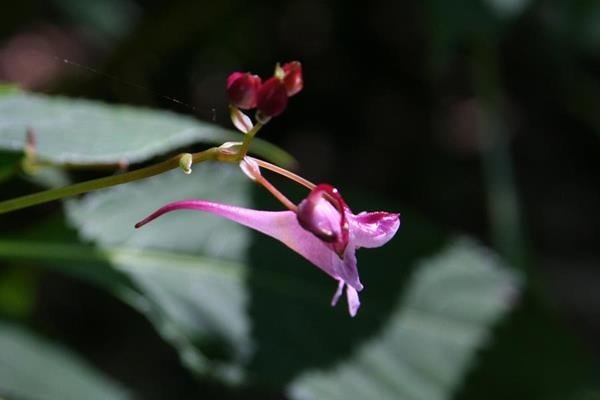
[254,174,298,212]
[237,122,263,161]
[0,148,220,214]
[251,157,316,190]
[0,121,266,215]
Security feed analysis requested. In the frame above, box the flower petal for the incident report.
[229,106,253,133]
[239,157,261,181]
[136,200,350,283]
[282,61,303,97]
[226,72,261,110]
[345,284,361,317]
[256,77,288,117]
[331,279,344,306]
[297,184,350,255]
[340,245,363,292]
[297,192,341,243]
[348,211,400,249]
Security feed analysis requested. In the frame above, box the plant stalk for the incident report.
[0,148,220,214]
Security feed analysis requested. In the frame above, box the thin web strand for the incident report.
[57,56,204,114]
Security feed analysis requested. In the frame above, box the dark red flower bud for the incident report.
[256,77,288,118]
[282,61,303,97]
[226,72,261,109]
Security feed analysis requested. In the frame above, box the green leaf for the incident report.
[287,239,521,400]
[0,237,249,382]
[0,321,129,400]
[64,164,253,381]
[0,92,294,166]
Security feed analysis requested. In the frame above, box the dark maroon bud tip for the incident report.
[282,61,303,97]
[226,72,262,110]
[256,77,288,117]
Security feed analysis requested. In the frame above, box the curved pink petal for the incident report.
[296,184,351,256]
[331,280,345,306]
[348,211,400,249]
[135,200,362,292]
[297,193,341,242]
[345,284,360,317]
[340,245,363,292]
[330,280,360,317]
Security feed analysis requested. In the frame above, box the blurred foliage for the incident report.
[0,321,129,400]
[0,93,293,166]
[0,94,522,398]
[0,0,599,399]
[66,165,253,382]
[288,238,521,400]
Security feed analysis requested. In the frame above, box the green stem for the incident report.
[0,147,220,214]
[0,121,266,215]
[237,122,263,161]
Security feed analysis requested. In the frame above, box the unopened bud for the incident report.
[239,156,261,181]
[256,77,288,118]
[229,105,253,133]
[179,153,193,174]
[282,61,303,97]
[226,72,261,110]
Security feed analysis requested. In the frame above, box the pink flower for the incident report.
[226,72,262,109]
[135,185,400,317]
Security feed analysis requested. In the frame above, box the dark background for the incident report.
[1,0,599,398]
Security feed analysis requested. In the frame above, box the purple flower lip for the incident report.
[135,185,400,317]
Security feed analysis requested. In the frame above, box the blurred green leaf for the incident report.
[0,93,294,167]
[0,237,249,382]
[287,238,521,400]
[64,164,253,381]
[0,321,129,400]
